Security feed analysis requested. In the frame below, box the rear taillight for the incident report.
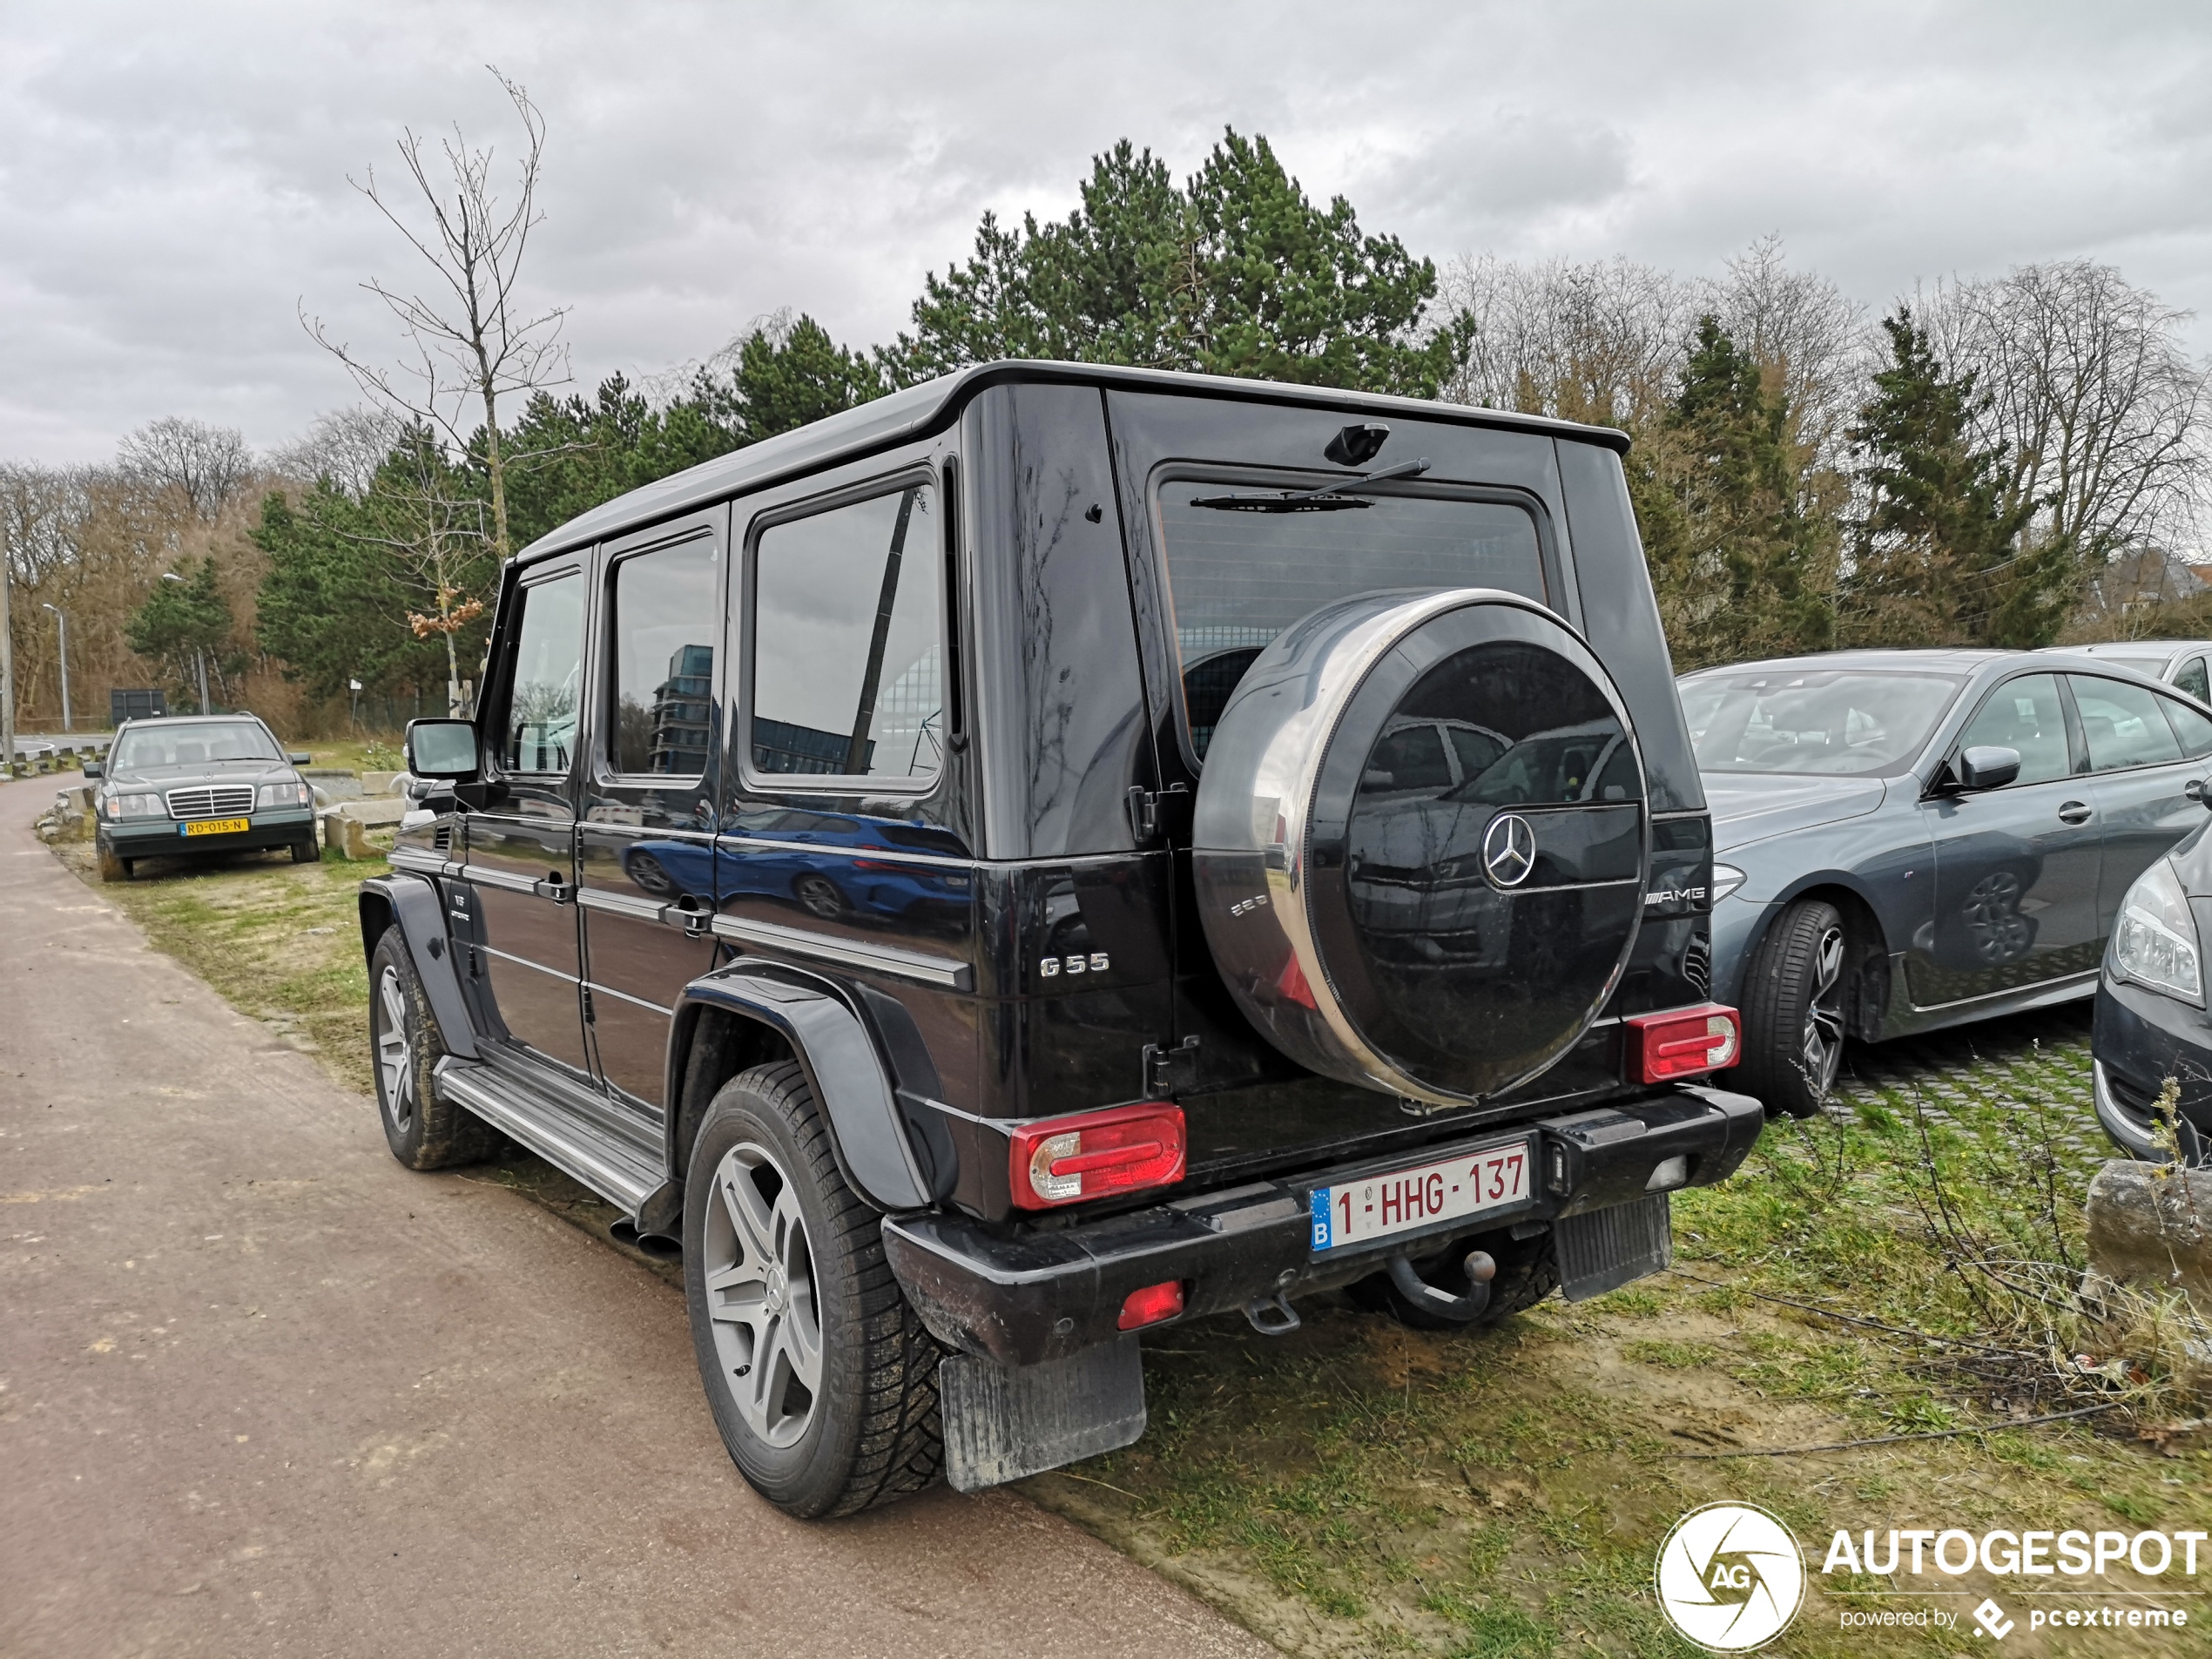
[1008,1102,1186,1210]
[1624,1003,1741,1082]
[1117,1279,1185,1330]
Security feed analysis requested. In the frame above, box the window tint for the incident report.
[2161,694,2212,759]
[2070,675,2184,772]
[1956,674,2070,785]
[1157,482,1543,759]
[2175,656,2210,704]
[609,538,718,775]
[500,575,585,773]
[751,483,941,782]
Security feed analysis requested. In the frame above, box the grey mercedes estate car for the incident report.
[1681,649,2212,1117]
[85,713,318,881]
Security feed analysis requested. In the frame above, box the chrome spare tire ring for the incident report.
[702,1140,823,1450]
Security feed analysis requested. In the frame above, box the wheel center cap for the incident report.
[765,1263,789,1315]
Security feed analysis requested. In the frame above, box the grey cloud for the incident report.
[3,0,2212,462]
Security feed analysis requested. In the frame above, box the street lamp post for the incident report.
[41,604,70,732]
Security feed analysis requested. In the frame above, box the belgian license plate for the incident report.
[180,817,249,837]
[1309,1136,1534,1253]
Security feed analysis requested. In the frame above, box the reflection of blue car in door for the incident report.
[620,806,971,925]
[1682,649,2212,1122]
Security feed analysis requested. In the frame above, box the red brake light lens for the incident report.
[1625,1003,1741,1082]
[1008,1102,1187,1210]
[1117,1279,1185,1331]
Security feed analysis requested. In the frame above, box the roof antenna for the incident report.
[1325,423,1390,468]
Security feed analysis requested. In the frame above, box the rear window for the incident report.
[1156,480,1546,759]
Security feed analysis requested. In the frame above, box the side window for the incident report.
[1362,722,1453,793]
[608,538,718,775]
[750,482,942,783]
[2161,692,2212,759]
[1955,674,2070,785]
[2175,655,2209,704]
[499,574,586,773]
[2069,675,2184,772]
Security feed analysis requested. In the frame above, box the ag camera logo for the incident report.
[1656,1501,1806,1651]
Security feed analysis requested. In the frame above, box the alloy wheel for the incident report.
[1801,923,1846,1099]
[375,964,415,1134]
[702,1141,823,1449]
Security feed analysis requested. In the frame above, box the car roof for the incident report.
[1678,648,2015,678]
[2040,639,2212,660]
[117,713,271,728]
[513,360,1634,566]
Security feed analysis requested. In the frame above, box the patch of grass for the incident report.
[1620,1339,1719,1370]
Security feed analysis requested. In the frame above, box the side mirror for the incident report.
[288,752,313,765]
[82,759,102,779]
[405,718,481,779]
[1957,745,2021,792]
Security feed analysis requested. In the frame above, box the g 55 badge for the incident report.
[1040,953,1110,978]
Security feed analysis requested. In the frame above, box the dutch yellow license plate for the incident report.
[181,817,250,837]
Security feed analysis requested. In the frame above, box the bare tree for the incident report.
[270,405,409,496]
[1710,236,1870,471]
[303,66,570,564]
[1920,261,2210,568]
[117,417,257,522]
[1439,253,1695,428]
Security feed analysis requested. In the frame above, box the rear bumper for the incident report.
[103,811,316,859]
[885,1083,1763,1367]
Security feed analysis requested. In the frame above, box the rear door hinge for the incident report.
[1124,783,1190,844]
[1143,1035,1201,1097]
[581,987,596,1026]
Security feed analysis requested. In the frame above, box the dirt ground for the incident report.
[46,829,2212,1657]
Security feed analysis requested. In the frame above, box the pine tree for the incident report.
[1635,317,1838,667]
[1842,309,2060,647]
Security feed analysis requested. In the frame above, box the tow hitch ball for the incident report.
[1387,1248,1497,1319]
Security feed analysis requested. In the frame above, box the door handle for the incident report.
[539,872,576,904]
[2057,801,2093,825]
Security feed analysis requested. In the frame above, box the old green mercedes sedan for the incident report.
[84,713,319,880]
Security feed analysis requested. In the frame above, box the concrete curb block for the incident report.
[2087,1159,2212,1311]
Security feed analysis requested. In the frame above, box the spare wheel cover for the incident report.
[1192,589,1648,1106]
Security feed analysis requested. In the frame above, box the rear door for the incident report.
[2070,674,2212,932]
[577,512,725,1113]
[465,563,590,1075]
[1912,671,2102,1006]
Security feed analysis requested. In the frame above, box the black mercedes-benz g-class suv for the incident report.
[362,362,1759,1518]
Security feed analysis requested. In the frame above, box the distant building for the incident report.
[648,644,713,774]
[2080,547,2209,623]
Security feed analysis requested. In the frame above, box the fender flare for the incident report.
[671,965,932,1211]
[359,874,477,1060]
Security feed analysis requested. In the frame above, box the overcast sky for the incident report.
[4,1,2209,465]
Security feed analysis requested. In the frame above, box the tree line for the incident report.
[3,103,2209,735]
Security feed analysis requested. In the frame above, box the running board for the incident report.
[433,1058,663,1215]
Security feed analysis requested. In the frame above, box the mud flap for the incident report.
[939,1333,1147,1492]
[1554,1190,1672,1301]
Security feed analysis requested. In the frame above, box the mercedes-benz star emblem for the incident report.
[1482,813,1536,888]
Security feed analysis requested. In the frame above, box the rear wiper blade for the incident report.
[1190,457,1431,513]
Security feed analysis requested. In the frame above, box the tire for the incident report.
[368,926,502,1169]
[684,1062,943,1519]
[1347,1224,1558,1330]
[97,841,131,883]
[1737,898,1848,1119]
[291,835,319,864]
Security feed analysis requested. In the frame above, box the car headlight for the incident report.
[1710,862,1748,903]
[102,792,165,819]
[257,782,314,809]
[2113,858,2202,1003]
